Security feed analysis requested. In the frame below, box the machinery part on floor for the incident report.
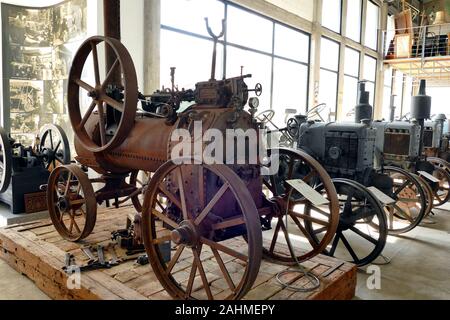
[142,162,263,300]
[47,164,97,241]
[39,124,71,170]
[275,189,320,293]
[0,127,12,193]
[377,166,427,235]
[68,36,138,153]
[261,148,340,264]
[305,179,387,267]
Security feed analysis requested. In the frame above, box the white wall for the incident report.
[266,0,314,21]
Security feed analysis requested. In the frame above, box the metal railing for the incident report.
[383,23,450,60]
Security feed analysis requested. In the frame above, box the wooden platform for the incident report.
[0,206,357,300]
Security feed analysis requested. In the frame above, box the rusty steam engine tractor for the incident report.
[47,21,343,299]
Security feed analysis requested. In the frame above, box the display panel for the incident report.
[2,0,87,146]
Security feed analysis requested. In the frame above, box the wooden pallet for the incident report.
[0,206,357,300]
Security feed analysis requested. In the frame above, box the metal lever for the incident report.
[205,17,226,81]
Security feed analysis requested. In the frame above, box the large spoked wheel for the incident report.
[68,36,138,153]
[0,127,12,193]
[142,161,262,300]
[380,166,427,235]
[39,124,71,170]
[431,166,450,207]
[261,148,339,264]
[306,179,387,267]
[47,165,97,242]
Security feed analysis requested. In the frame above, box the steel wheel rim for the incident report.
[306,179,387,267]
[261,148,339,264]
[142,161,262,300]
[0,128,12,193]
[381,166,427,235]
[39,124,71,170]
[431,166,450,207]
[68,36,138,153]
[47,165,97,242]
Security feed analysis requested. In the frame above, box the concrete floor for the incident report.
[0,208,449,300]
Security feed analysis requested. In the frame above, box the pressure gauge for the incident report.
[248,97,259,109]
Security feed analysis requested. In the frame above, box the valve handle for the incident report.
[247,83,263,97]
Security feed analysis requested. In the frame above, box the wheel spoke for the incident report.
[158,185,182,211]
[289,211,329,227]
[185,259,198,299]
[269,218,282,253]
[74,79,95,92]
[49,130,54,149]
[289,213,318,248]
[392,204,414,223]
[349,226,378,245]
[79,100,97,129]
[195,182,229,226]
[64,173,73,196]
[97,102,107,146]
[152,209,178,229]
[165,245,185,275]
[201,237,248,262]
[102,58,120,89]
[91,42,101,85]
[192,247,213,300]
[329,232,340,256]
[176,168,188,221]
[302,170,316,183]
[394,180,411,196]
[100,94,123,112]
[211,248,236,292]
[340,232,360,263]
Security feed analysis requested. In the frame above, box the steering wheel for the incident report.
[286,117,300,139]
[306,103,327,121]
[256,110,275,124]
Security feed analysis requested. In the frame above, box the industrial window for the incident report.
[319,37,340,119]
[363,54,377,107]
[342,47,360,121]
[365,1,380,50]
[160,0,311,127]
[322,0,342,34]
[345,0,362,43]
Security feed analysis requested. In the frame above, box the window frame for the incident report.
[160,0,312,112]
[320,36,341,116]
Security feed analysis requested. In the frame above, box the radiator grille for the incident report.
[384,132,411,156]
[324,133,358,170]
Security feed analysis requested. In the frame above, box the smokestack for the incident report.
[355,81,373,124]
[411,79,432,156]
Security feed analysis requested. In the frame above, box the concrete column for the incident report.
[143,0,161,94]
[308,0,323,111]
[374,2,389,120]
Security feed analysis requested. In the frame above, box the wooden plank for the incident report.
[0,206,356,301]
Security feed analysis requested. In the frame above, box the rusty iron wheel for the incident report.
[431,166,450,207]
[47,165,97,242]
[39,124,71,170]
[427,157,450,174]
[378,166,427,235]
[0,127,12,194]
[261,148,339,264]
[306,179,387,267]
[128,170,151,212]
[142,161,262,300]
[68,36,138,153]
[411,173,434,218]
